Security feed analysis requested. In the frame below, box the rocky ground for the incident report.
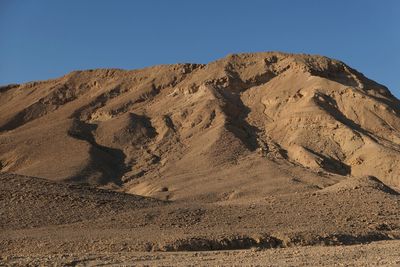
[2,240,400,266]
[1,173,400,266]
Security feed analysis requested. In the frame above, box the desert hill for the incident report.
[0,52,399,202]
[1,52,400,264]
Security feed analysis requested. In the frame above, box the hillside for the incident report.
[0,52,399,201]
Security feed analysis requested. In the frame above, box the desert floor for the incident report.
[2,240,400,266]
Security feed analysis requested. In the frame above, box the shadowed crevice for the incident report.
[314,92,379,142]
[67,120,127,185]
[303,147,351,176]
[206,64,277,152]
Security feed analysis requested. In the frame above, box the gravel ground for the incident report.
[2,240,400,266]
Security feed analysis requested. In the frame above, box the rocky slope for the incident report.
[1,173,399,256]
[0,52,399,201]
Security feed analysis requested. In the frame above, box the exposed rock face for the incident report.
[0,52,399,199]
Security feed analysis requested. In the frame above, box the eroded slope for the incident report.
[0,52,399,201]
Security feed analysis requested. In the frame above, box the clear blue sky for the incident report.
[1,0,399,97]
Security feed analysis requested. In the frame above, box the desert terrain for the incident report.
[1,52,400,266]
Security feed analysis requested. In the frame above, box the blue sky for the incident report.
[1,0,399,97]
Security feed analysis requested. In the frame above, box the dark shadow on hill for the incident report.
[0,83,88,132]
[222,94,260,151]
[67,119,127,185]
[304,147,351,176]
[314,92,379,142]
[207,63,277,152]
[309,65,359,87]
[367,176,400,195]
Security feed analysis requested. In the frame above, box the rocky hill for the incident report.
[0,52,399,201]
